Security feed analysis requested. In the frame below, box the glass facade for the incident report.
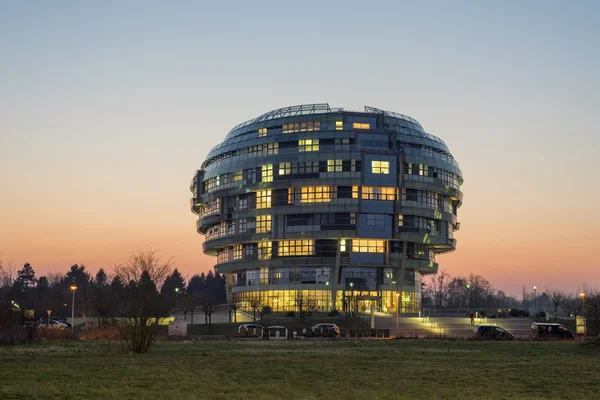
[190,104,463,314]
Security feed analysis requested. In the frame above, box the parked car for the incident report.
[311,323,340,336]
[471,324,515,340]
[529,323,574,340]
[38,318,69,330]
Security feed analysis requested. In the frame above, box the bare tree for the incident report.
[114,249,172,289]
[111,250,173,354]
[303,297,319,329]
[547,289,567,321]
[426,270,450,308]
[228,301,238,323]
[562,295,579,318]
[249,297,261,323]
[294,292,305,318]
[199,293,217,334]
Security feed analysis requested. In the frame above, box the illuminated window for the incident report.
[261,164,273,182]
[398,214,404,227]
[232,170,243,182]
[352,186,359,199]
[352,239,385,253]
[335,121,343,130]
[278,240,314,256]
[258,128,267,137]
[283,121,321,133]
[419,164,428,176]
[327,159,343,172]
[288,186,332,204]
[233,245,242,260]
[299,139,319,152]
[256,190,272,209]
[279,162,291,175]
[340,239,346,252]
[352,122,370,129]
[371,160,390,174]
[256,215,272,233]
[258,241,272,260]
[362,186,396,200]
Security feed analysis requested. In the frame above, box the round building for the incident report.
[190,104,463,314]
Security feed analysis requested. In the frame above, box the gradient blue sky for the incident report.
[1,1,599,296]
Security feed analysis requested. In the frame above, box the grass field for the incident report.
[0,339,598,399]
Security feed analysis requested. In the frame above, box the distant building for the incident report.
[190,104,463,313]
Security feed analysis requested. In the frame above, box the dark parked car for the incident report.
[472,324,515,340]
[529,323,574,340]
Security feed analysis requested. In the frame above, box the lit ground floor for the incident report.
[232,288,421,313]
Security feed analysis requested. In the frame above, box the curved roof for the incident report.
[225,103,424,140]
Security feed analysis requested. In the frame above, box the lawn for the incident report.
[0,339,598,399]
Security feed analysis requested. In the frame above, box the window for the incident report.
[352,240,385,253]
[278,240,314,256]
[233,245,242,260]
[340,239,346,252]
[279,162,291,175]
[352,186,359,199]
[261,164,273,182]
[256,190,272,209]
[366,214,389,227]
[248,143,278,156]
[371,160,390,174]
[232,170,243,182]
[362,186,396,200]
[258,241,272,260]
[327,159,343,172]
[299,139,319,152]
[236,194,248,210]
[256,215,272,233]
[335,121,343,130]
[295,161,319,174]
[398,214,404,227]
[352,122,370,129]
[201,198,220,216]
[288,186,333,204]
[405,162,430,177]
[258,128,267,137]
[335,137,352,150]
[238,219,248,234]
[282,121,321,133]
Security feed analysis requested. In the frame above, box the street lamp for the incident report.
[466,284,471,312]
[69,285,77,337]
[395,292,400,335]
[533,286,537,318]
[580,292,586,316]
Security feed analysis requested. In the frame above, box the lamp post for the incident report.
[579,292,586,316]
[349,282,354,314]
[175,287,181,319]
[395,292,400,335]
[533,286,537,318]
[69,285,77,337]
[466,284,471,312]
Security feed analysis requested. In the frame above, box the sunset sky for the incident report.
[1,1,598,296]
